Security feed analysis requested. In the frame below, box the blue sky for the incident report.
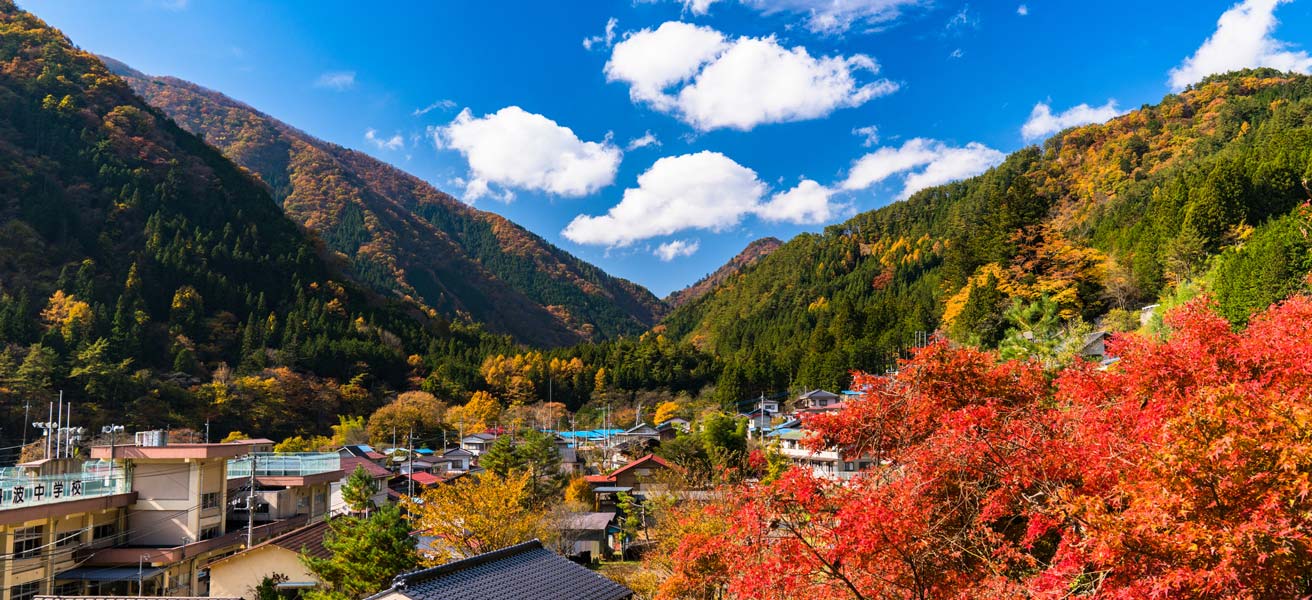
[19,0,1312,296]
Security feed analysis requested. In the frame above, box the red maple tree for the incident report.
[658,295,1312,599]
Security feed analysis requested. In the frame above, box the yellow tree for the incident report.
[404,471,552,564]
[654,400,681,424]
[41,290,94,343]
[449,391,501,434]
[366,391,448,446]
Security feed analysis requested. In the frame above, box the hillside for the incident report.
[664,70,1312,399]
[102,59,664,347]
[664,237,781,308]
[0,1,513,442]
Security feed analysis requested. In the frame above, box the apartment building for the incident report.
[0,433,342,600]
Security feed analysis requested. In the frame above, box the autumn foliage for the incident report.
[659,294,1312,599]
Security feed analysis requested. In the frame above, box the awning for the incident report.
[57,566,166,582]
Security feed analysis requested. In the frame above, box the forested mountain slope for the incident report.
[102,59,664,348]
[0,1,512,442]
[664,70,1312,399]
[664,237,781,308]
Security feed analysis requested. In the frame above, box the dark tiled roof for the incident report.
[561,512,617,532]
[270,518,333,559]
[373,539,631,600]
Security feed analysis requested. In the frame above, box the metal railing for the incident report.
[0,463,130,510]
[226,453,341,479]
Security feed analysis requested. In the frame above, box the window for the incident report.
[54,582,82,596]
[199,526,220,541]
[14,526,44,559]
[93,523,117,541]
[9,582,39,600]
[55,530,82,547]
[201,492,220,510]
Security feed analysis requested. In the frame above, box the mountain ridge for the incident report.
[664,69,1312,399]
[102,58,665,348]
[664,237,782,308]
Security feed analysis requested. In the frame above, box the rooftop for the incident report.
[370,539,631,600]
[90,442,252,460]
[227,452,342,480]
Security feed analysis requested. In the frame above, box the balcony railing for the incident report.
[0,463,130,510]
[227,453,341,479]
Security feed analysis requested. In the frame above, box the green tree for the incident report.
[340,465,377,515]
[15,343,57,397]
[301,504,418,598]
[479,429,562,507]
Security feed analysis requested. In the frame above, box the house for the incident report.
[1078,331,1110,361]
[338,444,388,464]
[797,389,841,412]
[437,447,474,472]
[207,518,332,598]
[330,456,391,514]
[770,428,873,481]
[367,539,632,600]
[233,438,276,453]
[654,419,689,441]
[614,423,660,443]
[460,433,498,456]
[585,454,676,511]
[558,512,619,561]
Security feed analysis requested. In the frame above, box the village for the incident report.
[0,388,884,600]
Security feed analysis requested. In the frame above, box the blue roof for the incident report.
[371,539,631,600]
[551,429,622,439]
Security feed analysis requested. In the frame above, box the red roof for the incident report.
[341,456,390,478]
[587,454,674,484]
[365,451,387,460]
[406,471,442,486]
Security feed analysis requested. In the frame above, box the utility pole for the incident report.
[103,424,124,467]
[204,420,210,444]
[20,400,29,449]
[407,426,415,499]
[138,553,148,594]
[246,453,257,549]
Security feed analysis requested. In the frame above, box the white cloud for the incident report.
[626,131,662,150]
[434,106,622,201]
[563,151,766,246]
[682,0,925,35]
[1168,0,1312,91]
[365,129,404,151]
[655,239,701,261]
[413,99,456,116]
[607,22,896,131]
[583,17,620,50]
[314,71,355,91]
[757,179,840,224]
[950,48,964,59]
[1021,100,1124,141]
[842,138,1004,199]
[852,125,880,147]
[1017,4,1028,16]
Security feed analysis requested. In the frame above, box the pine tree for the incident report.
[340,465,377,515]
[300,504,418,598]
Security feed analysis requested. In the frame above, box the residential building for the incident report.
[459,434,498,456]
[367,539,632,600]
[796,389,842,413]
[770,429,872,481]
[558,512,619,561]
[206,519,331,598]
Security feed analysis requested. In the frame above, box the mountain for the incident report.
[0,1,513,441]
[663,69,1312,399]
[100,58,664,348]
[664,237,782,308]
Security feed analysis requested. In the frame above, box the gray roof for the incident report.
[561,512,617,532]
[373,539,631,600]
[799,389,839,400]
